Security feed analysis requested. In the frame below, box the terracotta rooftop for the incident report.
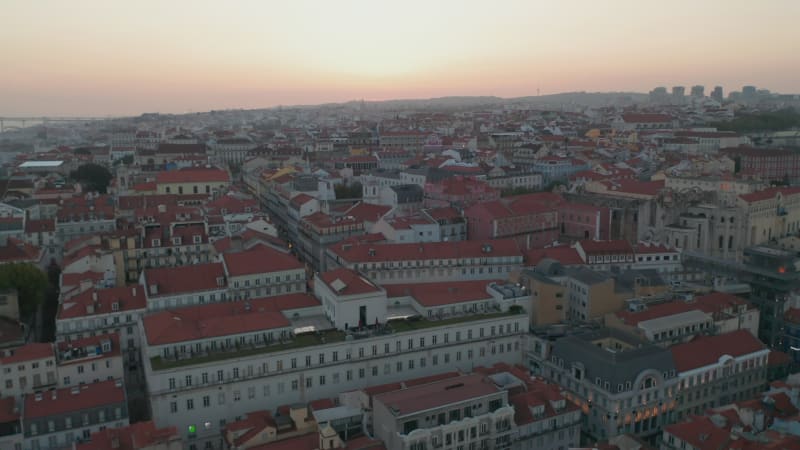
[670,330,766,372]
[223,245,303,277]
[155,167,230,184]
[0,342,53,364]
[373,373,500,416]
[739,186,800,203]
[59,286,146,320]
[143,293,318,345]
[24,379,125,420]
[77,420,180,450]
[319,268,382,296]
[142,263,227,297]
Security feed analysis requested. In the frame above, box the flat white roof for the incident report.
[639,310,710,333]
[18,161,64,168]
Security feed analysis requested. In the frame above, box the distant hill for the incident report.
[271,92,650,112]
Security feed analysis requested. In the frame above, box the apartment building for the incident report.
[221,245,306,300]
[56,286,146,367]
[55,334,124,388]
[530,328,680,442]
[55,194,116,243]
[22,379,129,450]
[610,292,760,347]
[0,344,57,400]
[325,239,524,285]
[140,263,229,311]
[155,167,231,196]
[372,373,515,450]
[139,273,529,449]
[670,330,769,421]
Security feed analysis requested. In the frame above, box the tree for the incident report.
[0,263,48,318]
[70,163,113,193]
[334,182,363,199]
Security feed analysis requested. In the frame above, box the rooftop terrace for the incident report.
[149,308,524,371]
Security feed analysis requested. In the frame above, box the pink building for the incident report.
[424,176,499,208]
[465,193,562,249]
[557,202,611,240]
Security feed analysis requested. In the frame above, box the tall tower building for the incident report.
[649,86,668,104]
[672,86,685,104]
[691,85,705,98]
[711,86,724,102]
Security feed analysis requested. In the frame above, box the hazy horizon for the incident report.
[2,0,799,117]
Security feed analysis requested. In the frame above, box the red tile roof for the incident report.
[617,292,754,327]
[373,374,499,416]
[739,186,800,203]
[77,421,180,450]
[60,270,105,290]
[155,167,230,184]
[24,218,55,233]
[59,286,146,319]
[319,268,382,296]
[345,202,392,222]
[142,263,226,297]
[223,245,303,277]
[225,410,277,448]
[664,416,731,450]
[0,238,43,263]
[0,342,53,364]
[24,379,125,419]
[526,246,583,266]
[143,295,303,345]
[670,330,766,372]
[247,432,318,450]
[384,280,500,307]
[362,372,461,397]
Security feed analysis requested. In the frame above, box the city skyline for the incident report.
[2,0,800,116]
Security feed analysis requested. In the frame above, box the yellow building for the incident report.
[155,167,231,196]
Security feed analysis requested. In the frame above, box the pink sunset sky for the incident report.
[1,0,799,116]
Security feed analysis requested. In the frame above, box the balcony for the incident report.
[387,309,522,333]
[150,329,347,371]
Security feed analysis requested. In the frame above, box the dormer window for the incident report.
[111,302,119,312]
[151,239,161,247]
[172,237,182,246]
[193,235,202,244]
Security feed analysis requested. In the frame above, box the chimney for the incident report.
[131,286,137,297]
[91,291,98,302]
[110,435,121,449]
[51,391,57,400]
[149,284,158,295]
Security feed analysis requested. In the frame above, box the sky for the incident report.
[1,0,799,116]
